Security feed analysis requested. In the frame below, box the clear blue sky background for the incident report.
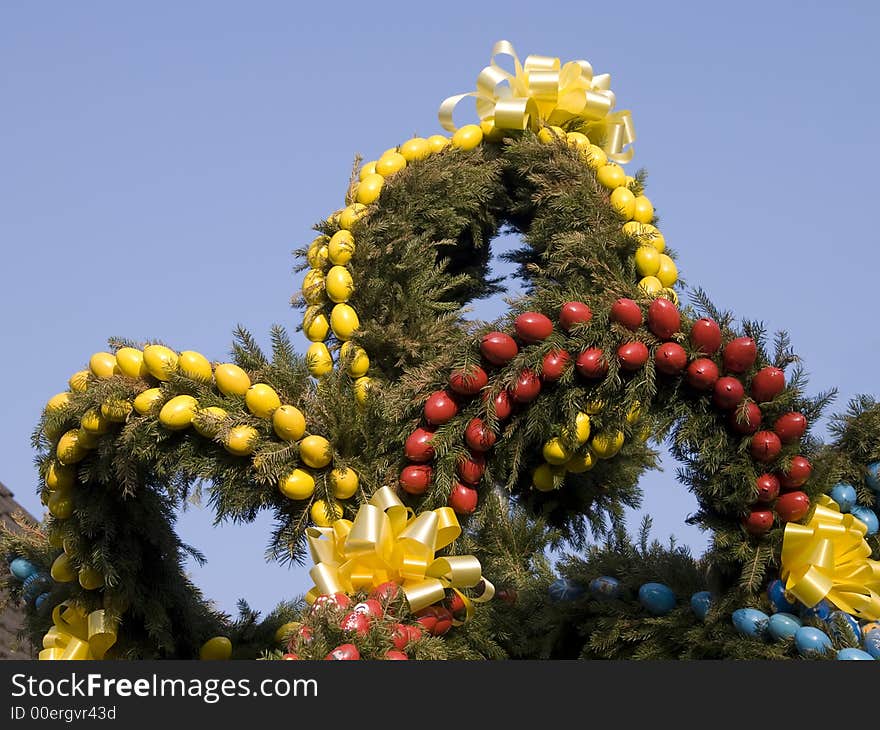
[2,1,878,617]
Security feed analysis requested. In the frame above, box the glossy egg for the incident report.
[800,599,832,621]
[795,626,833,657]
[115,347,149,379]
[828,482,857,512]
[300,435,333,468]
[690,591,712,620]
[245,383,282,419]
[199,636,233,661]
[828,610,861,642]
[178,351,213,383]
[851,506,879,535]
[273,405,306,442]
[279,468,315,500]
[133,388,164,415]
[638,582,676,616]
[325,265,355,303]
[330,304,360,341]
[766,579,798,614]
[158,395,198,430]
[731,607,769,637]
[836,648,875,660]
[214,363,251,396]
[328,230,355,265]
[193,406,228,438]
[9,557,39,581]
[89,351,118,379]
[548,578,584,602]
[589,576,620,600]
[865,461,880,491]
[143,345,179,381]
[863,630,880,658]
[223,425,258,456]
[768,612,801,641]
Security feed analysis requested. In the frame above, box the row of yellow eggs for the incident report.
[278,465,359,501]
[301,264,355,305]
[532,429,625,491]
[306,341,370,379]
[50,551,104,591]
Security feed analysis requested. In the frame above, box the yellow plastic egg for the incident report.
[303,308,330,342]
[584,144,607,170]
[353,376,374,407]
[193,406,228,437]
[101,398,132,423]
[245,384,281,419]
[46,461,75,491]
[330,467,359,499]
[592,430,625,459]
[610,187,636,220]
[89,351,118,379]
[325,265,354,303]
[224,425,258,456]
[542,438,572,466]
[310,499,342,527]
[359,161,378,180]
[330,303,359,341]
[638,276,664,296]
[178,351,213,383]
[46,392,71,411]
[48,490,74,519]
[300,434,332,469]
[133,388,164,414]
[537,126,565,144]
[199,636,233,661]
[302,269,326,305]
[68,370,90,392]
[626,402,642,424]
[632,195,654,223]
[596,163,626,189]
[51,553,76,582]
[56,430,87,465]
[622,221,665,253]
[306,342,334,377]
[273,405,306,441]
[328,230,355,265]
[76,428,99,449]
[279,468,315,500]
[356,173,384,205]
[584,400,605,415]
[427,134,450,153]
[399,137,430,162]
[566,131,589,149]
[115,347,149,379]
[158,395,197,430]
[565,449,595,473]
[375,152,407,177]
[274,621,302,643]
[79,566,104,590]
[562,412,592,445]
[80,408,109,435]
[215,363,251,396]
[451,124,483,150]
[306,237,330,268]
[656,254,678,287]
[661,287,679,306]
[340,341,369,377]
[338,203,369,230]
[532,463,563,492]
[634,245,661,277]
[143,345,178,381]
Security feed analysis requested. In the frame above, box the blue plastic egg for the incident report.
[588,576,620,599]
[800,598,832,621]
[827,610,861,642]
[21,573,52,603]
[860,621,880,637]
[836,648,874,660]
[9,557,38,582]
[866,462,880,491]
[638,582,676,616]
[548,578,584,602]
[767,579,798,614]
[864,630,880,659]
[768,612,802,641]
[690,591,712,621]
[795,626,833,657]
[732,607,769,638]
[34,592,50,611]
[850,506,879,535]
[829,483,857,513]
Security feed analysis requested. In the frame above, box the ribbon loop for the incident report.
[438,40,636,162]
[39,601,118,660]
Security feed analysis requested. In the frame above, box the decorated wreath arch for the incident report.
[4,41,880,661]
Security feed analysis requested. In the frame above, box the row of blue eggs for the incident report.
[549,575,623,602]
[9,556,40,582]
[8,556,52,611]
[827,481,879,534]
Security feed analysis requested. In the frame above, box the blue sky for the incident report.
[2,1,878,617]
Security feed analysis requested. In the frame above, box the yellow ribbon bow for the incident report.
[39,601,118,660]
[306,486,493,621]
[439,39,635,163]
[781,494,880,620]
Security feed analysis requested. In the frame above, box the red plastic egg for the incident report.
[690,318,722,355]
[775,491,811,522]
[400,464,433,494]
[654,342,688,374]
[325,643,360,660]
[404,427,435,463]
[755,473,781,503]
[774,412,807,444]
[515,312,554,343]
[457,452,486,484]
[511,369,541,403]
[559,301,593,331]
[713,376,745,410]
[384,650,409,660]
[282,653,299,660]
[486,389,513,420]
[340,611,371,637]
[424,390,458,425]
[541,349,570,382]
[686,358,719,391]
[575,348,609,379]
[448,481,479,515]
[743,509,774,535]
[617,341,649,371]
[449,366,488,396]
[647,298,681,340]
[310,592,351,615]
[722,337,757,373]
[480,331,519,365]
[369,582,401,604]
[610,298,643,330]
[729,402,762,434]
[464,418,496,452]
[750,431,782,463]
[751,366,785,403]
[391,623,410,650]
[780,456,812,489]
[353,599,384,618]
[415,606,454,636]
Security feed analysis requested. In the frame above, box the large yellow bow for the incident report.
[306,486,492,620]
[781,495,880,620]
[439,39,635,163]
[39,601,118,660]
